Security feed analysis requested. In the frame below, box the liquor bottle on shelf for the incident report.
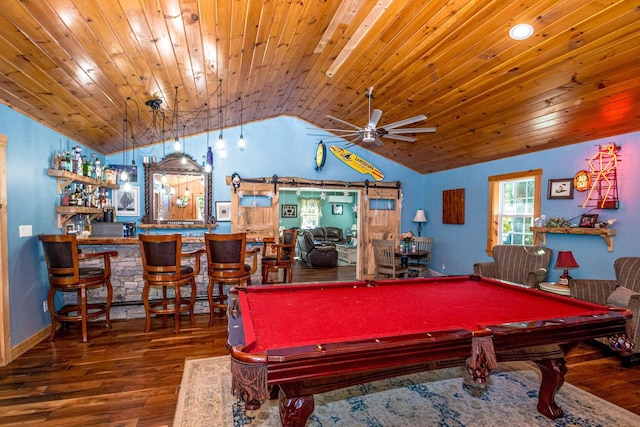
[50,152,60,170]
[93,155,101,180]
[60,186,70,206]
[65,151,72,172]
[73,146,83,175]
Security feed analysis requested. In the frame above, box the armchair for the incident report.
[473,245,552,288]
[297,231,338,267]
[569,257,640,362]
[262,229,298,284]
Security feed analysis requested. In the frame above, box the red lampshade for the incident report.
[554,251,579,269]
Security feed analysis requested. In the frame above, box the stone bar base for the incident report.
[73,239,266,320]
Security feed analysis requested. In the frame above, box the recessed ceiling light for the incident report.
[509,23,534,40]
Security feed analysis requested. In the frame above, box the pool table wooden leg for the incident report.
[278,387,314,427]
[534,357,567,419]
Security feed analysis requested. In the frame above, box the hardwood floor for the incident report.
[0,261,638,426]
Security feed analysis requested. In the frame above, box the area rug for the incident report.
[173,356,640,427]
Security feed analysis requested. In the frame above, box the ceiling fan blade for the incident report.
[345,135,363,148]
[380,114,427,130]
[326,115,361,130]
[383,134,417,142]
[374,136,384,147]
[317,128,364,133]
[387,127,437,134]
[369,109,383,128]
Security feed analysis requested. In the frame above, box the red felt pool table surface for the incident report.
[234,275,614,354]
[227,275,631,426]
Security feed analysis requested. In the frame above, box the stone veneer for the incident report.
[73,243,265,320]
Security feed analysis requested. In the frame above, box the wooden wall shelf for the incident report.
[530,227,617,252]
[48,169,119,194]
[48,169,120,228]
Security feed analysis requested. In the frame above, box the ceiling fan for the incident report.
[323,87,436,147]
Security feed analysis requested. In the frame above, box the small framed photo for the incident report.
[579,213,598,228]
[332,204,343,215]
[547,179,574,199]
[114,186,140,217]
[65,223,76,235]
[281,204,297,218]
[215,201,231,222]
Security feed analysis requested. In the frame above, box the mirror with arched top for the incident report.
[142,153,213,225]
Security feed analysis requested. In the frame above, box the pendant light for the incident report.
[216,79,225,153]
[181,124,187,164]
[121,101,130,190]
[172,86,181,151]
[205,103,213,172]
[238,96,245,151]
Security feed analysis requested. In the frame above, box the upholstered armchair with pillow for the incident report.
[473,245,553,288]
[569,257,640,361]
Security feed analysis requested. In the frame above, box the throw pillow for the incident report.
[606,286,640,307]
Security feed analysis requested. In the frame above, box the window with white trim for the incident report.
[300,198,321,228]
[499,178,535,245]
[486,169,542,254]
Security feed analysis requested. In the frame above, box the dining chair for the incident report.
[38,234,118,342]
[138,234,204,333]
[372,239,409,279]
[408,237,434,277]
[204,232,260,325]
[261,229,298,284]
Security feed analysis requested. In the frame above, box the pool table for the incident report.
[227,275,631,427]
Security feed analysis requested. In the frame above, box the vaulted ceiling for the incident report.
[0,1,638,174]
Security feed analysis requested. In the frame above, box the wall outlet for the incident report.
[442,264,446,271]
[43,301,48,313]
[19,225,33,238]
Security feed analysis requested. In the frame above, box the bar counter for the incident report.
[75,235,269,320]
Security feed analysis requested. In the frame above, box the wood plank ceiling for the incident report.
[0,0,638,174]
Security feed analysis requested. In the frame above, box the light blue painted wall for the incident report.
[1,104,107,345]
[105,116,424,234]
[423,132,639,281]
[2,99,638,348]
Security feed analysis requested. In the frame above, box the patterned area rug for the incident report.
[174,356,640,427]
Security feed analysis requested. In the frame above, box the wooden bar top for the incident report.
[76,235,276,245]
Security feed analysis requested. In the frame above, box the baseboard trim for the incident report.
[8,325,51,365]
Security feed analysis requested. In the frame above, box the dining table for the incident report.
[394,248,429,268]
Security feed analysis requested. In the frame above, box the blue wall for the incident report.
[423,132,639,281]
[2,100,639,348]
[1,105,106,345]
[104,116,425,234]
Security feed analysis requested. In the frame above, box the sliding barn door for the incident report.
[358,187,402,279]
[226,176,402,281]
[229,181,279,241]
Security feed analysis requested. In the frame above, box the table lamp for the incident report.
[554,251,579,286]
[412,209,428,236]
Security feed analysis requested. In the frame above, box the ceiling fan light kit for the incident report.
[324,87,436,147]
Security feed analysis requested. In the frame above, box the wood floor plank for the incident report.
[0,261,638,426]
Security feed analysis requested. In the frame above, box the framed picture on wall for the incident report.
[332,204,343,215]
[282,204,297,218]
[114,186,140,217]
[215,201,231,222]
[547,178,574,199]
[110,164,138,183]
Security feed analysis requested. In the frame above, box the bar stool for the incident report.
[38,234,118,342]
[138,234,203,333]
[204,232,259,324]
